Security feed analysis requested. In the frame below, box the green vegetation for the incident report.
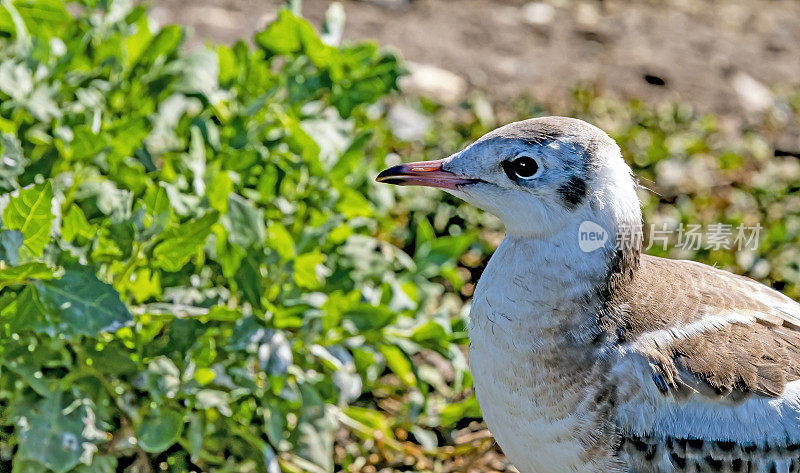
[0,1,798,473]
[0,2,473,472]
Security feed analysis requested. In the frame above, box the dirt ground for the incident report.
[152,0,800,127]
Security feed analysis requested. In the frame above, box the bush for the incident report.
[0,2,475,472]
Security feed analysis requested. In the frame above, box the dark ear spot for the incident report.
[558,175,588,209]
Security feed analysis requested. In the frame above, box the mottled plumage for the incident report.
[376,117,800,473]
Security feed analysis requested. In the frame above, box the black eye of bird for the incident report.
[502,156,540,180]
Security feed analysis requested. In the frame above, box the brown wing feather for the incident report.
[607,254,800,399]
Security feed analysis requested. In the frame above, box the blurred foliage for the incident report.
[566,90,800,298]
[0,1,799,473]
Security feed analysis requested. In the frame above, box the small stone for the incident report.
[387,104,431,141]
[147,6,171,29]
[731,72,773,113]
[522,2,556,26]
[184,6,244,30]
[399,63,467,105]
[575,2,600,27]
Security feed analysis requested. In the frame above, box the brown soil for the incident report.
[152,0,800,121]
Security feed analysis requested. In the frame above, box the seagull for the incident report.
[376,116,800,473]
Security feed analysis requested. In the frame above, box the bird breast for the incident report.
[468,238,622,473]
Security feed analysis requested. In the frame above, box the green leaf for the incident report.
[227,315,267,351]
[34,267,132,336]
[195,389,231,416]
[439,395,482,427]
[343,406,393,439]
[267,223,295,261]
[152,211,219,271]
[225,193,266,248]
[61,204,95,242]
[185,414,204,461]
[296,388,336,473]
[235,249,263,308]
[124,15,152,68]
[343,304,395,331]
[294,250,325,289]
[3,181,54,259]
[204,305,241,321]
[69,126,107,162]
[0,261,55,288]
[174,50,224,104]
[10,460,48,473]
[0,287,20,312]
[16,398,98,473]
[126,268,162,303]
[378,344,416,386]
[76,179,132,220]
[26,84,61,122]
[207,169,233,213]
[2,285,51,336]
[415,218,435,250]
[194,367,216,385]
[137,408,185,453]
[0,229,23,265]
[137,25,183,66]
[139,357,181,398]
[143,185,170,216]
[255,10,308,55]
[411,319,450,349]
[0,61,32,102]
[427,233,475,264]
[0,132,26,192]
[335,189,372,219]
[75,455,117,473]
[0,0,70,39]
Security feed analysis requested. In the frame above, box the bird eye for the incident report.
[502,155,541,180]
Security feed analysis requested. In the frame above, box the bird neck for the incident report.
[478,213,641,338]
[509,213,640,285]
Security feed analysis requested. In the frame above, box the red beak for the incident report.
[375,159,476,190]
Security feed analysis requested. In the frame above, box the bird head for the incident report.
[377,116,642,241]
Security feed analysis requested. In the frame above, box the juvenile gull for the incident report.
[376,117,800,473]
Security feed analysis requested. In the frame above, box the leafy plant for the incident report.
[0,1,473,472]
